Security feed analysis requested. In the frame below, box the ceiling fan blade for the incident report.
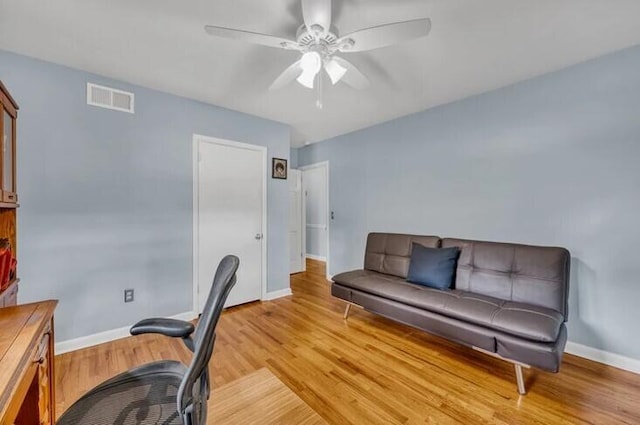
[301,0,332,34]
[204,25,299,50]
[332,57,370,90]
[269,60,304,90]
[337,18,431,53]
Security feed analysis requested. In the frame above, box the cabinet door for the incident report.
[1,107,16,203]
[37,332,52,425]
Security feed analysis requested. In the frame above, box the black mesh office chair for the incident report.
[57,255,240,425]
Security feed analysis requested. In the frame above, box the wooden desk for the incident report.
[0,301,57,425]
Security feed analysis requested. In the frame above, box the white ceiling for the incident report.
[1,0,640,147]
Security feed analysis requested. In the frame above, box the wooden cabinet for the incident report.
[0,81,18,205]
[0,301,57,425]
[0,81,19,307]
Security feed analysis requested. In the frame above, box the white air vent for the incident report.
[87,83,134,113]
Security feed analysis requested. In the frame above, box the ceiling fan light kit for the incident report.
[324,59,347,85]
[205,0,431,103]
[297,51,323,88]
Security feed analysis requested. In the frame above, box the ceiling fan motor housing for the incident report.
[296,25,339,52]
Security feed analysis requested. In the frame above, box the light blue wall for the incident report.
[0,50,290,342]
[297,45,640,360]
[289,147,298,169]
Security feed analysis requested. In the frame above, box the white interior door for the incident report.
[289,169,304,274]
[196,138,264,311]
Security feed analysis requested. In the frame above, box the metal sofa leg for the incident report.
[473,346,530,395]
[515,364,526,395]
[343,303,352,320]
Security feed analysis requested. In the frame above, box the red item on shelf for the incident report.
[9,257,16,281]
[0,238,14,289]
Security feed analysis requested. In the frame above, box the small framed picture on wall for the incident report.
[272,158,288,179]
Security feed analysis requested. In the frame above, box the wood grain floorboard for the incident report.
[55,260,640,424]
[210,367,325,424]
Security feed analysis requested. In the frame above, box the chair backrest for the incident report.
[177,254,239,425]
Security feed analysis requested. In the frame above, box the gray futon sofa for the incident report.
[332,233,570,394]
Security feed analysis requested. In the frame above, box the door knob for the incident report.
[255,233,263,240]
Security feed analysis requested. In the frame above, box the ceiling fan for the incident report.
[204,0,431,92]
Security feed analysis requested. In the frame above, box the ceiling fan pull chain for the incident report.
[316,71,323,109]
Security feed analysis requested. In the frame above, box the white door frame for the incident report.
[192,134,268,313]
[300,161,330,281]
[290,169,306,274]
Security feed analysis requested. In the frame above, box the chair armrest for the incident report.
[130,318,195,339]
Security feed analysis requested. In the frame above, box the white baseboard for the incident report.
[55,311,198,355]
[306,254,326,262]
[263,288,292,301]
[565,341,640,374]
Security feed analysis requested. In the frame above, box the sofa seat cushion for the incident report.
[333,270,564,343]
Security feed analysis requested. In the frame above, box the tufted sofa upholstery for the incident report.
[332,233,571,386]
[363,233,440,277]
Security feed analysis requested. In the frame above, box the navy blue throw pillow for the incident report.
[406,243,460,290]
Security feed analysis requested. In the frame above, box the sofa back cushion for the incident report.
[441,238,570,318]
[364,233,440,278]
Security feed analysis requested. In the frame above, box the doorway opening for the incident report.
[300,161,330,280]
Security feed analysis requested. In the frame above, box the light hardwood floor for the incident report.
[211,368,325,424]
[56,259,640,424]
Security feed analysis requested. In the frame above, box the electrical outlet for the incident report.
[124,289,134,303]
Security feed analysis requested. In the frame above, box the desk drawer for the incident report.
[37,330,52,425]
